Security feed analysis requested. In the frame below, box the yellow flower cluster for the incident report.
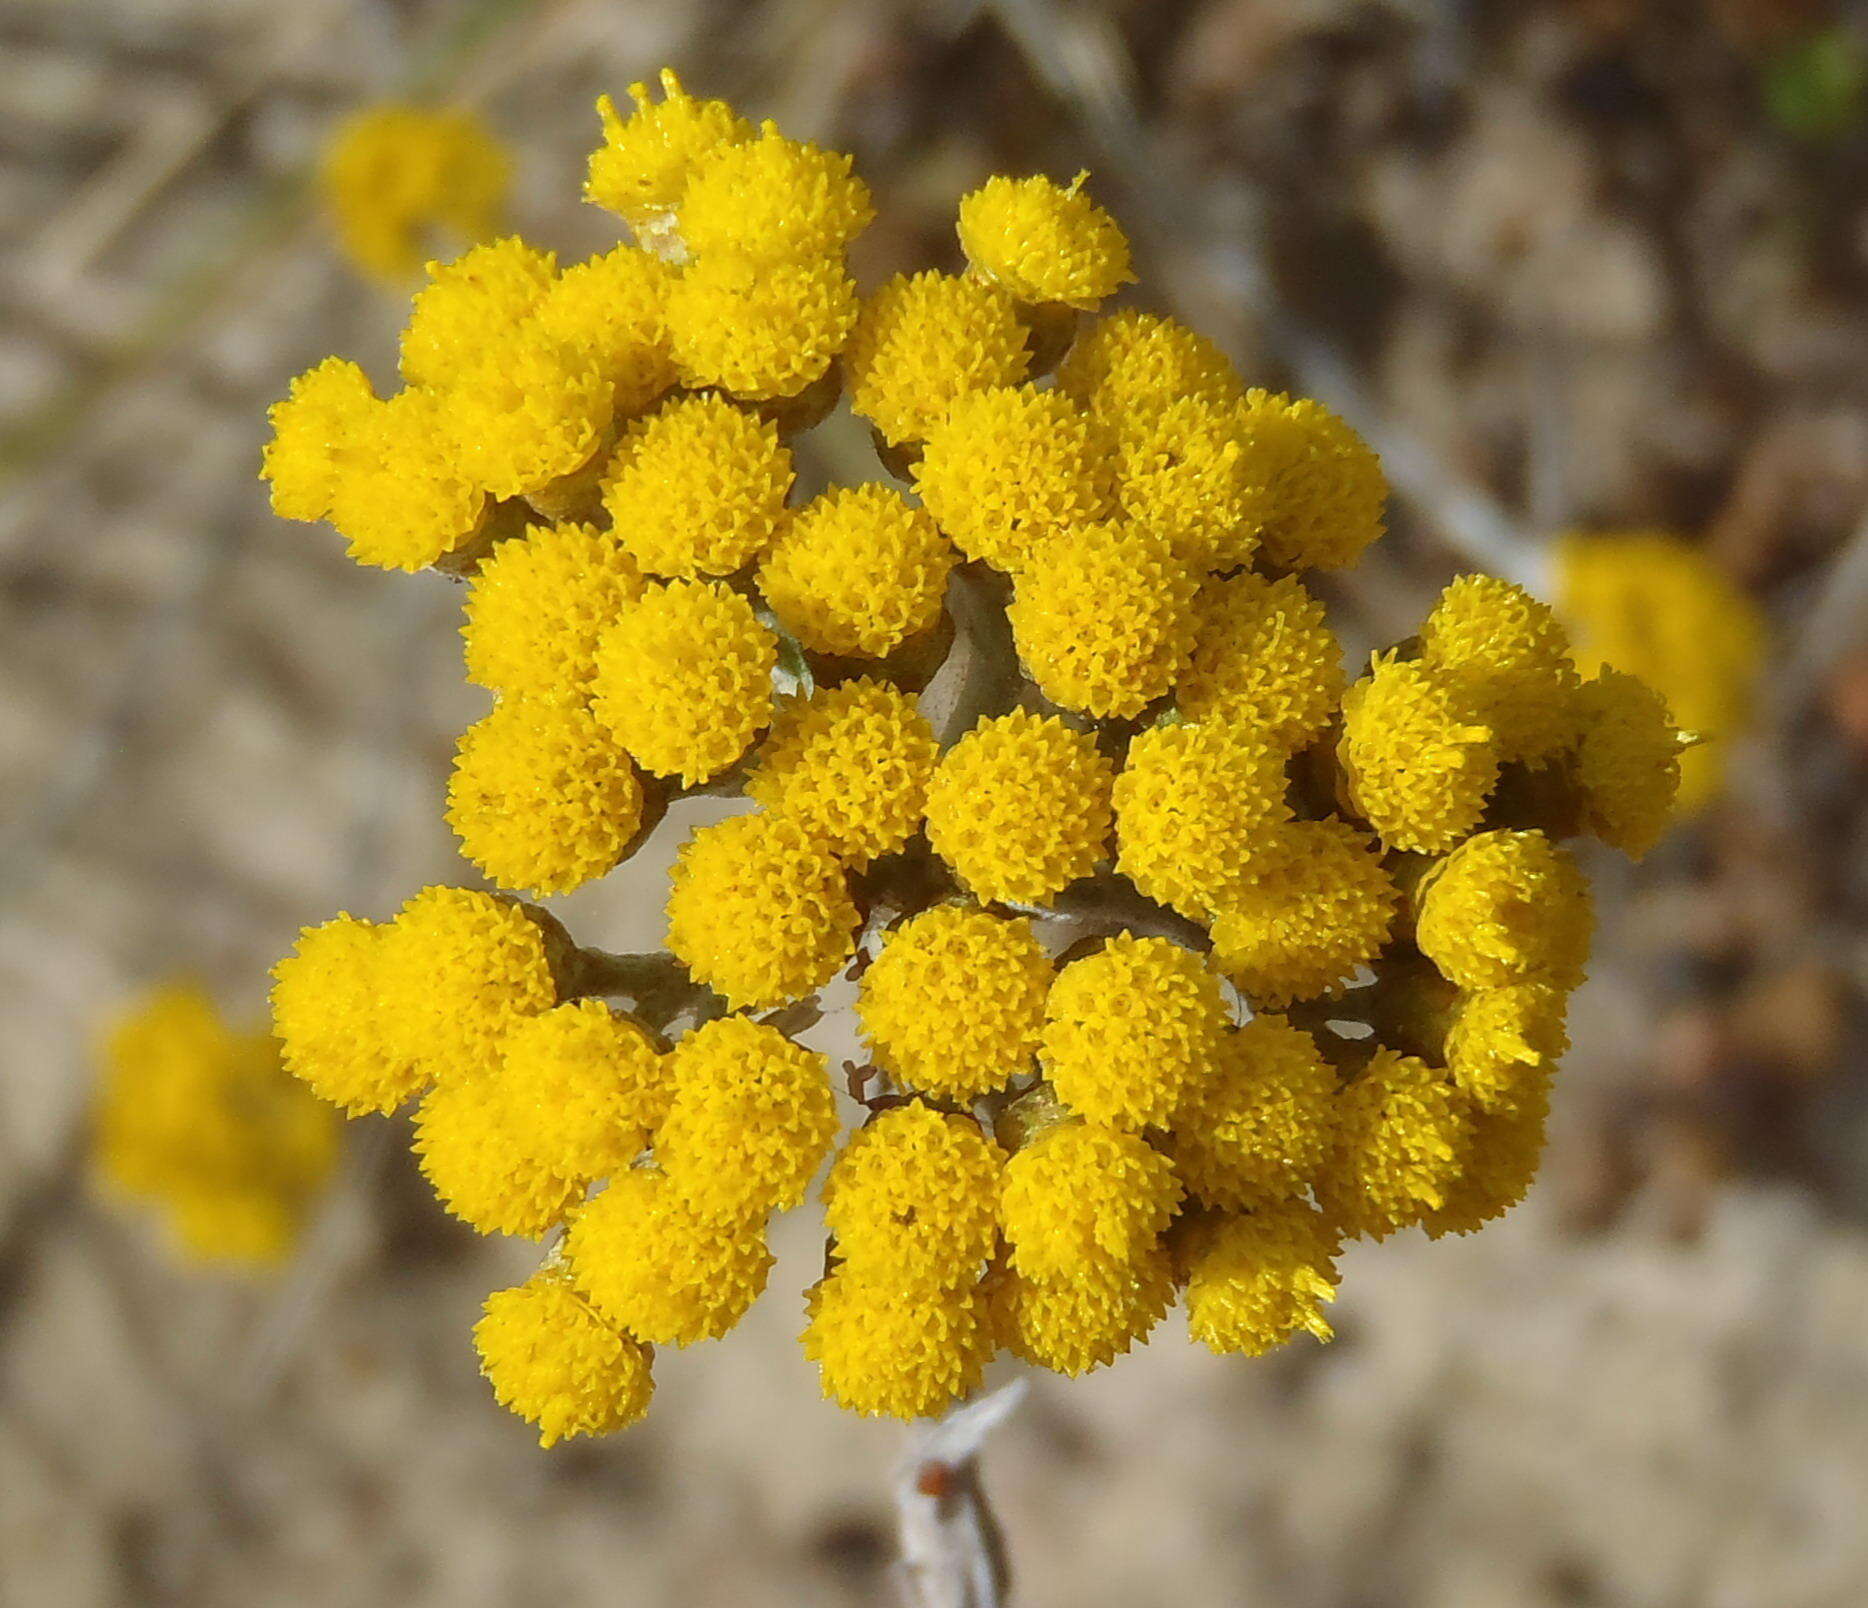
[319,104,509,282]
[262,70,1691,1443]
[93,984,339,1268]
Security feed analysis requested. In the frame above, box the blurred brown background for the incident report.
[3,1,1867,1603]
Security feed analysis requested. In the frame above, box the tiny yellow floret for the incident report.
[857,905,1053,1101]
[956,173,1134,309]
[663,812,858,1009]
[923,710,1116,904]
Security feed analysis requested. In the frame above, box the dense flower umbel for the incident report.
[264,70,1686,1443]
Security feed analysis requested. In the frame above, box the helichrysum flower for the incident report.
[1182,1202,1340,1356]
[1006,523,1198,718]
[447,697,645,896]
[585,70,753,232]
[1165,1016,1338,1210]
[599,394,792,578]
[1339,652,1498,853]
[844,271,1031,445]
[1558,530,1764,814]
[1055,309,1245,423]
[475,1272,655,1447]
[1177,571,1345,752]
[266,68,1677,1441]
[1318,1049,1471,1240]
[260,358,376,523]
[956,173,1134,308]
[1040,935,1228,1130]
[1209,821,1397,1007]
[1235,390,1387,571]
[913,385,1115,570]
[663,812,858,1010]
[413,1075,582,1238]
[678,122,874,262]
[272,915,427,1114]
[1113,720,1292,920]
[993,1250,1174,1377]
[1419,574,1582,765]
[1571,669,1691,859]
[655,1016,839,1222]
[567,1169,774,1344]
[923,710,1115,904]
[460,522,645,704]
[497,1001,670,1180]
[1110,395,1258,571]
[390,886,560,1082]
[857,905,1053,1101]
[325,388,488,572]
[320,104,509,283]
[804,1270,994,1418]
[824,1105,1005,1292]
[756,483,956,658]
[667,253,859,400]
[1423,1077,1551,1239]
[1414,830,1592,991]
[94,983,339,1268]
[745,679,937,867]
[999,1121,1183,1280]
[399,237,556,389]
[1444,983,1570,1116]
[591,580,776,785]
[534,244,677,415]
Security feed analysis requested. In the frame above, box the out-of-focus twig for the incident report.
[895,1380,1027,1608]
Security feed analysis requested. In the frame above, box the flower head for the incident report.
[399,237,556,388]
[1338,653,1497,853]
[999,1121,1183,1280]
[664,813,858,1009]
[271,915,427,1114]
[745,679,937,867]
[1317,1049,1471,1240]
[845,271,1031,445]
[1177,572,1345,751]
[956,173,1133,308]
[1419,574,1581,765]
[1056,309,1243,423]
[992,1250,1174,1377]
[535,244,677,415]
[1423,1078,1551,1238]
[1182,1201,1340,1356]
[499,1002,668,1175]
[600,394,793,578]
[413,1074,582,1238]
[1165,1016,1338,1210]
[1209,821,1396,1007]
[1414,830,1592,991]
[655,1016,839,1221]
[756,483,956,658]
[913,385,1114,570]
[447,698,645,896]
[1006,523,1198,718]
[260,358,377,523]
[585,72,753,229]
[857,905,1053,1101]
[824,1105,1004,1292]
[1444,983,1570,1115]
[1110,395,1258,571]
[591,580,776,785]
[1235,390,1386,571]
[319,104,509,282]
[1040,935,1228,1130]
[475,1273,654,1447]
[460,522,645,703]
[667,253,859,400]
[678,122,873,261]
[1113,720,1292,920]
[566,1169,773,1344]
[325,388,488,572]
[803,1270,993,1418]
[923,710,1116,904]
[1572,669,1690,858]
